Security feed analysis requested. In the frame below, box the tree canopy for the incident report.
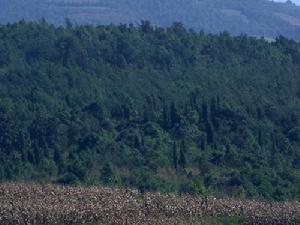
[0,21,299,200]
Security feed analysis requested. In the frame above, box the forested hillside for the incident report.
[0,21,300,200]
[1,0,300,40]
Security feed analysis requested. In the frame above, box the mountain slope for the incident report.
[1,0,300,40]
[0,21,299,200]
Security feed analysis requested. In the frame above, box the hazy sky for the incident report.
[273,0,300,5]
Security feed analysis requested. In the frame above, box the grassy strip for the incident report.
[52,217,245,225]
[204,216,246,225]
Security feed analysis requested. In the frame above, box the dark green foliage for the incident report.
[101,162,120,185]
[205,216,246,225]
[178,140,187,169]
[0,21,299,200]
[172,142,178,170]
[170,101,181,128]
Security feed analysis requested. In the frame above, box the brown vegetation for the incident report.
[0,183,299,225]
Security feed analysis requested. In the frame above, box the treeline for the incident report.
[0,21,299,200]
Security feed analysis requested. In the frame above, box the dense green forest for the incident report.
[1,0,300,40]
[0,21,299,201]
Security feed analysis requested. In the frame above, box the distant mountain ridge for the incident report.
[1,0,300,39]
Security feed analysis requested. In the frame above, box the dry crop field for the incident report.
[0,183,299,225]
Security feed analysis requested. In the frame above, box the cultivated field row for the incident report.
[0,183,299,225]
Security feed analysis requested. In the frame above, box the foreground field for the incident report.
[0,183,299,225]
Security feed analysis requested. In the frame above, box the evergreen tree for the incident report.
[170,101,180,127]
[206,122,214,145]
[143,103,150,123]
[172,142,178,170]
[122,104,130,121]
[178,140,187,169]
[162,101,170,129]
[201,100,208,121]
